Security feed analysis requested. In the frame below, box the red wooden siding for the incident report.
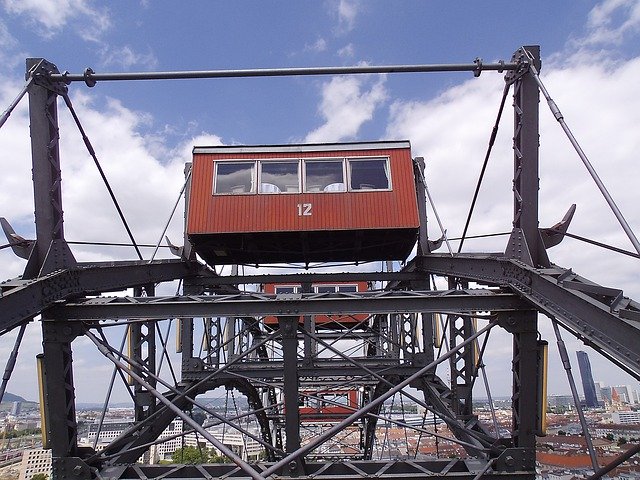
[299,389,359,421]
[187,146,419,234]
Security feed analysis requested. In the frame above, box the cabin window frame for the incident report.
[302,157,347,193]
[314,283,359,294]
[258,158,302,194]
[212,155,393,195]
[274,285,301,295]
[346,156,392,192]
[212,160,257,195]
[320,392,351,407]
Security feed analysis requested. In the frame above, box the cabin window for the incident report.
[214,162,255,194]
[337,284,358,293]
[315,284,358,294]
[304,396,320,409]
[274,285,300,294]
[304,160,345,192]
[348,157,390,190]
[315,285,337,294]
[213,156,391,195]
[260,161,300,193]
[321,393,350,407]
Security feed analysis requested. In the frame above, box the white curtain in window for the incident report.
[383,160,391,187]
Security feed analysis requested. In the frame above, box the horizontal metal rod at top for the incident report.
[46,61,519,84]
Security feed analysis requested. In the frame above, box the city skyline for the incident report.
[0,2,639,405]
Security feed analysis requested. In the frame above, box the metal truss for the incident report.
[408,255,640,379]
[1,46,639,480]
[50,288,529,320]
[0,259,213,335]
[98,458,533,479]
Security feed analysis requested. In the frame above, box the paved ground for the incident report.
[0,463,19,480]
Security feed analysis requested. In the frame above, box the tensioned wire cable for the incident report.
[61,93,143,260]
[0,76,33,130]
[16,228,631,260]
[0,323,28,404]
[522,47,640,256]
[457,83,511,253]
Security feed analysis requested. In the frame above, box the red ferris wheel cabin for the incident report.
[186,141,420,265]
[262,281,370,327]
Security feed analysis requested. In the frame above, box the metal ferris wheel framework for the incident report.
[0,45,639,479]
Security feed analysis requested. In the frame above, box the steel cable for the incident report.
[522,47,640,256]
[61,93,143,260]
[0,323,28,404]
[0,77,33,130]
[458,83,511,253]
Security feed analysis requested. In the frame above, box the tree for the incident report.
[210,452,232,463]
[605,433,614,441]
[31,474,49,480]
[171,446,212,464]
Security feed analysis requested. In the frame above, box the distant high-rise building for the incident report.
[10,401,21,416]
[576,351,599,408]
[612,385,632,404]
[600,385,613,404]
[594,381,604,404]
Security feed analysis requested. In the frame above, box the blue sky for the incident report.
[0,1,640,404]
[0,1,601,145]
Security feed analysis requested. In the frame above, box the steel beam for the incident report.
[502,310,539,455]
[99,458,533,479]
[183,362,410,382]
[24,58,76,279]
[129,285,157,423]
[185,271,429,286]
[279,317,303,474]
[0,259,207,335]
[52,289,529,320]
[40,319,92,479]
[504,46,548,268]
[411,254,640,379]
[25,58,90,480]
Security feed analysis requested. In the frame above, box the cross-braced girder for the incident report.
[2,46,640,480]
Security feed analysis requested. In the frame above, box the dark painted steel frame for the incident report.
[3,47,639,479]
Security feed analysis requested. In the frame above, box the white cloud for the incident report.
[326,0,360,34]
[304,38,328,54]
[2,0,111,40]
[305,74,387,142]
[99,44,159,70]
[337,0,359,32]
[0,18,14,44]
[0,21,30,73]
[386,54,640,289]
[585,0,640,45]
[387,74,515,244]
[337,43,355,58]
[386,45,640,394]
[0,77,226,401]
